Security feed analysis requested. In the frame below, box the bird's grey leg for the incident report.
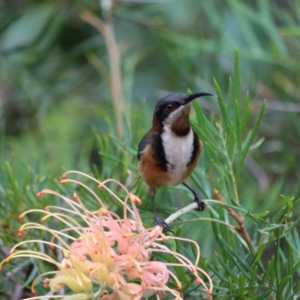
[182,182,206,211]
[149,188,173,233]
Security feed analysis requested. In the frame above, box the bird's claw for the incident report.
[154,216,174,234]
[194,194,205,211]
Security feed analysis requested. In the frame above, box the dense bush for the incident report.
[1,1,300,299]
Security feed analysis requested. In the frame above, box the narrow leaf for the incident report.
[249,265,258,288]
[239,100,266,173]
[276,276,291,299]
[234,99,242,164]
[5,162,19,195]
[214,78,234,135]
[227,76,234,109]
[234,48,241,103]
[250,242,266,268]
[241,92,250,131]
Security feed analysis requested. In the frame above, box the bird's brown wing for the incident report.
[137,130,152,161]
[137,130,168,171]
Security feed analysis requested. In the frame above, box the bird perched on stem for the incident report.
[137,92,213,232]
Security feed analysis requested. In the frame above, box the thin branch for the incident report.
[163,202,198,227]
[81,10,125,138]
[213,188,254,252]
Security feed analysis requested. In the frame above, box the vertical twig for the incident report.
[81,2,124,138]
[213,188,255,253]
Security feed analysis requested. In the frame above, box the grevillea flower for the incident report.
[0,171,213,299]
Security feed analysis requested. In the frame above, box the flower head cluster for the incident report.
[0,171,213,300]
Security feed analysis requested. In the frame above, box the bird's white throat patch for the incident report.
[163,104,190,125]
[161,125,194,184]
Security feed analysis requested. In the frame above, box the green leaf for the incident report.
[192,101,220,137]
[286,243,293,281]
[293,280,300,298]
[237,273,247,295]
[219,236,252,279]
[5,162,19,195]
[1,3,56,51]
[210,210,229,259]
[291,187,300,203]
[238,100,266,174]
[258,257,274,288]
[234,99,242,163]
[192,99,206,130]
[250,242,266,268]
[269,256,276,289]
[227,77,234,109]
[234,48,241,103]
[281,194,293,210]
[248,137,265,151]
[241,92,250,131]
[276,276,291,299]
[250,211,270,218]
[275,229,282,285]
[249,265,258,289]
[228,275,234,293]
[208,263,229,284]
[214,78,234,135]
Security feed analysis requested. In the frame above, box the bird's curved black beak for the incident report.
[184,92,214,105]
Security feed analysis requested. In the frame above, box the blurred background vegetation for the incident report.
[1,0,300,299]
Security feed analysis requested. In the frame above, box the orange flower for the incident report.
[0,171,213,300]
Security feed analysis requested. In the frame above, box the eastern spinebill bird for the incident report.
[137,92,213,232]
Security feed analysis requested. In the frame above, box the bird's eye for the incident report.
[166,104,173,110]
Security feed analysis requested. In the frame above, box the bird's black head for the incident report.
[152,92,212,131]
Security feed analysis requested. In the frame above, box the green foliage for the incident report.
[188,50,300,299]
[1,0,300,299]
[192,50,266,203]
